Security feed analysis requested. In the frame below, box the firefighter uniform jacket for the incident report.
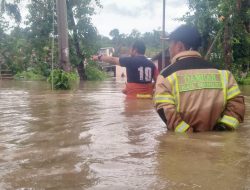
[154,51,245,132]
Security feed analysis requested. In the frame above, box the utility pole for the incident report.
[56,0,71,72]
[162,0,166,69]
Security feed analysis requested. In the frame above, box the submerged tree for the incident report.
[66,0,102,80]
[0,0,105,84]
[57,0,71,72]
[25,0,102,80]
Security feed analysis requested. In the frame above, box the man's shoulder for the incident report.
[119,56,133,66]
[119,55,144,63]
[136,56,156,66]
[160,57,220,78]
[120,56,155,66]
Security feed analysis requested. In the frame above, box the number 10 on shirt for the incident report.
[138,67,152,82]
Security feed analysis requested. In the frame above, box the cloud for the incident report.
[103,0,187,18]
[92,0,189,36]
[167,0,188,8]
[104,1,158,18]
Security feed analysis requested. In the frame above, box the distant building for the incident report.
[98,47,128,78]
[98,47,115,56]
[98,47,116,76]
[115,48,129,79]
[116,65,127,79]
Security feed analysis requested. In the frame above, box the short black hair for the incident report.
[168,25,202,50]
[132,40,146,54]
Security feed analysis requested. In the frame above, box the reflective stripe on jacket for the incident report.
[154,51,245,132]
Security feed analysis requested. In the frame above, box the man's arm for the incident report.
[217,71,245,130]
[154,74,191,133]
[153,66,159,82]
[92,55,120,66]
[151,66,159,91]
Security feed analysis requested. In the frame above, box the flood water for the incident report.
[0,79,250,190]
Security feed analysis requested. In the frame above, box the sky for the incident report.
[92,0,189,37]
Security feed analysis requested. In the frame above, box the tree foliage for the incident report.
[66,0,101,80]
[0,0,249,83]
[0,0,104,82]
[181,0,250,71]
[0,0,21,23]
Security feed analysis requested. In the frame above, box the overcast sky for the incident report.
[92,0,189,37]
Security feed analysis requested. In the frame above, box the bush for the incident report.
[14,70,46,81]
[239,77,250,85]
[48,69,79,90]
[85,64,107,81]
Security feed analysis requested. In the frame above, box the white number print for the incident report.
[138,67,152,81]
[145,67,152,81]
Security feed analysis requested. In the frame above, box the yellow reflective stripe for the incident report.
[167,75,174,89]
[219,70,228,106]
[227,86,241,100]
[136,94,152,99]
[219,115,239,129]
[175,121,190,133]
[154,94,175,104]
[167,74,178,109]
[173,73,180,112]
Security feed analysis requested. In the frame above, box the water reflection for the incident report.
[0,80,249,189]
[155,130,250,190]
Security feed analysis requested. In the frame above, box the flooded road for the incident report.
[0,79,250,190]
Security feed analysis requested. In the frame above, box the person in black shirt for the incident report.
[92,40,159,98]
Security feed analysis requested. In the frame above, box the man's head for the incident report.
[167,25,201,59]
[131,40,146,56]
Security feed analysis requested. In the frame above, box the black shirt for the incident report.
[119,56,156,83]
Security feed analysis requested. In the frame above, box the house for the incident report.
[99,46,128,79]
[98,47,115,56]
[98,47,116,76]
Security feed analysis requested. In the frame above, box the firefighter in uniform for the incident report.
[154,25,245,132]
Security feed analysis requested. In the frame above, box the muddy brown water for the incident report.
[0,79,250,190]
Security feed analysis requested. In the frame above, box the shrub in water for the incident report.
[14,69,46,81]
[85,64,107,81]
[48,69,79,90]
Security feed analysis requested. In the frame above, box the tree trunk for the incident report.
[66,0,86,80]
[236,0,241,11]
[243,0,250,33]
[223,22,232,69]
[56,0,71,72]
